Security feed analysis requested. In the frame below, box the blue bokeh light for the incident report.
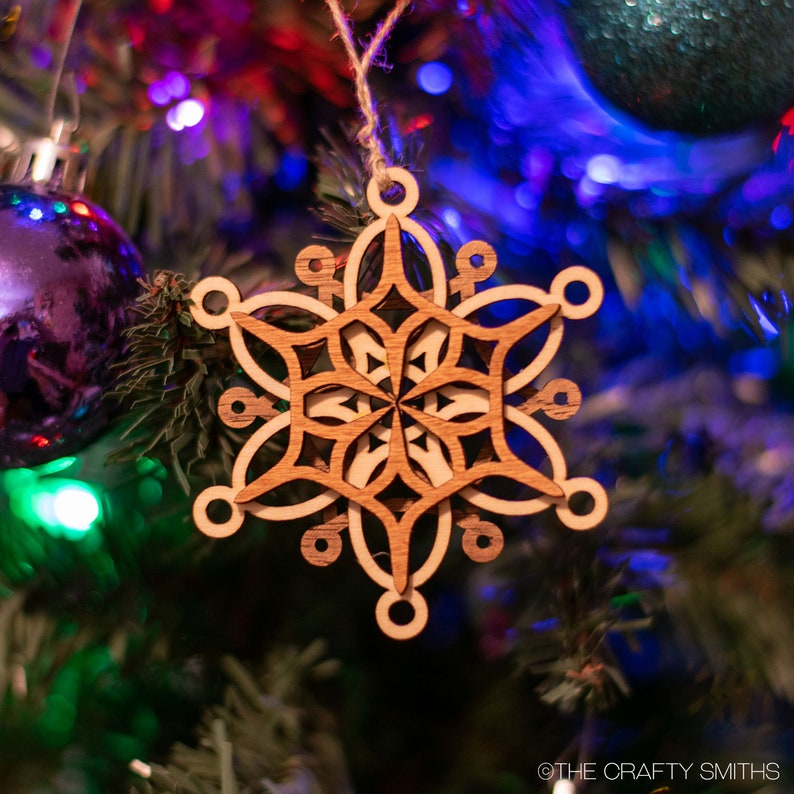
[275,151,308,190]
[770,203,793,230]
[729,346,779,379]
[417,62,453,96]
[587,154,622,184]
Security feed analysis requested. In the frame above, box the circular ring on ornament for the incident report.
[294,244,338,289]
[461,521,504,563]
[189,276,242,330]
[218,387,273,428]
[375,587,429,640]
[366,167,419,218]
[455,240,498,283]
[554,477,609,531]
[193,485,246,538]
[549,266,603,320]
[301,527,343,566]
[534,378,582,421]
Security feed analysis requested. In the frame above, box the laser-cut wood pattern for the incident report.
[190,167,607,639]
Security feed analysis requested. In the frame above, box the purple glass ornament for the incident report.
[0,183,143,468]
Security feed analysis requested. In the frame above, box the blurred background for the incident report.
[1,0,794,791]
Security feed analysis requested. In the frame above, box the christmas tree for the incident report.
[1,1,794,791]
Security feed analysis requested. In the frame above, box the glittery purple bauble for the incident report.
[0,184,143,468]
[562,0,794,135]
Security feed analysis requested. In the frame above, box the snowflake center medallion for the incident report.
[190,167,608,639]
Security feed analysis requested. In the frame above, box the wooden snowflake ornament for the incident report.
[190,167,607,639]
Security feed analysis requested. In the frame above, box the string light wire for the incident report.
[45,0,83,134]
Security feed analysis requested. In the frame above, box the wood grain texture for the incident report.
[189,167,607,639]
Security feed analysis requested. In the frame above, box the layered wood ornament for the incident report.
[190,167,607,639]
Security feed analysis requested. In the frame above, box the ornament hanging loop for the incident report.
[8,0,87,191]
[325,0,412,191]
[10,119,87,192]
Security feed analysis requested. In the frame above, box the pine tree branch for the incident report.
[133,644,352,794]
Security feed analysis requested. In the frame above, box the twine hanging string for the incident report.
[325,0,412,191]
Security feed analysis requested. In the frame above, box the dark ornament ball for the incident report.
[0,183,143,469]
[562,0,794,136]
